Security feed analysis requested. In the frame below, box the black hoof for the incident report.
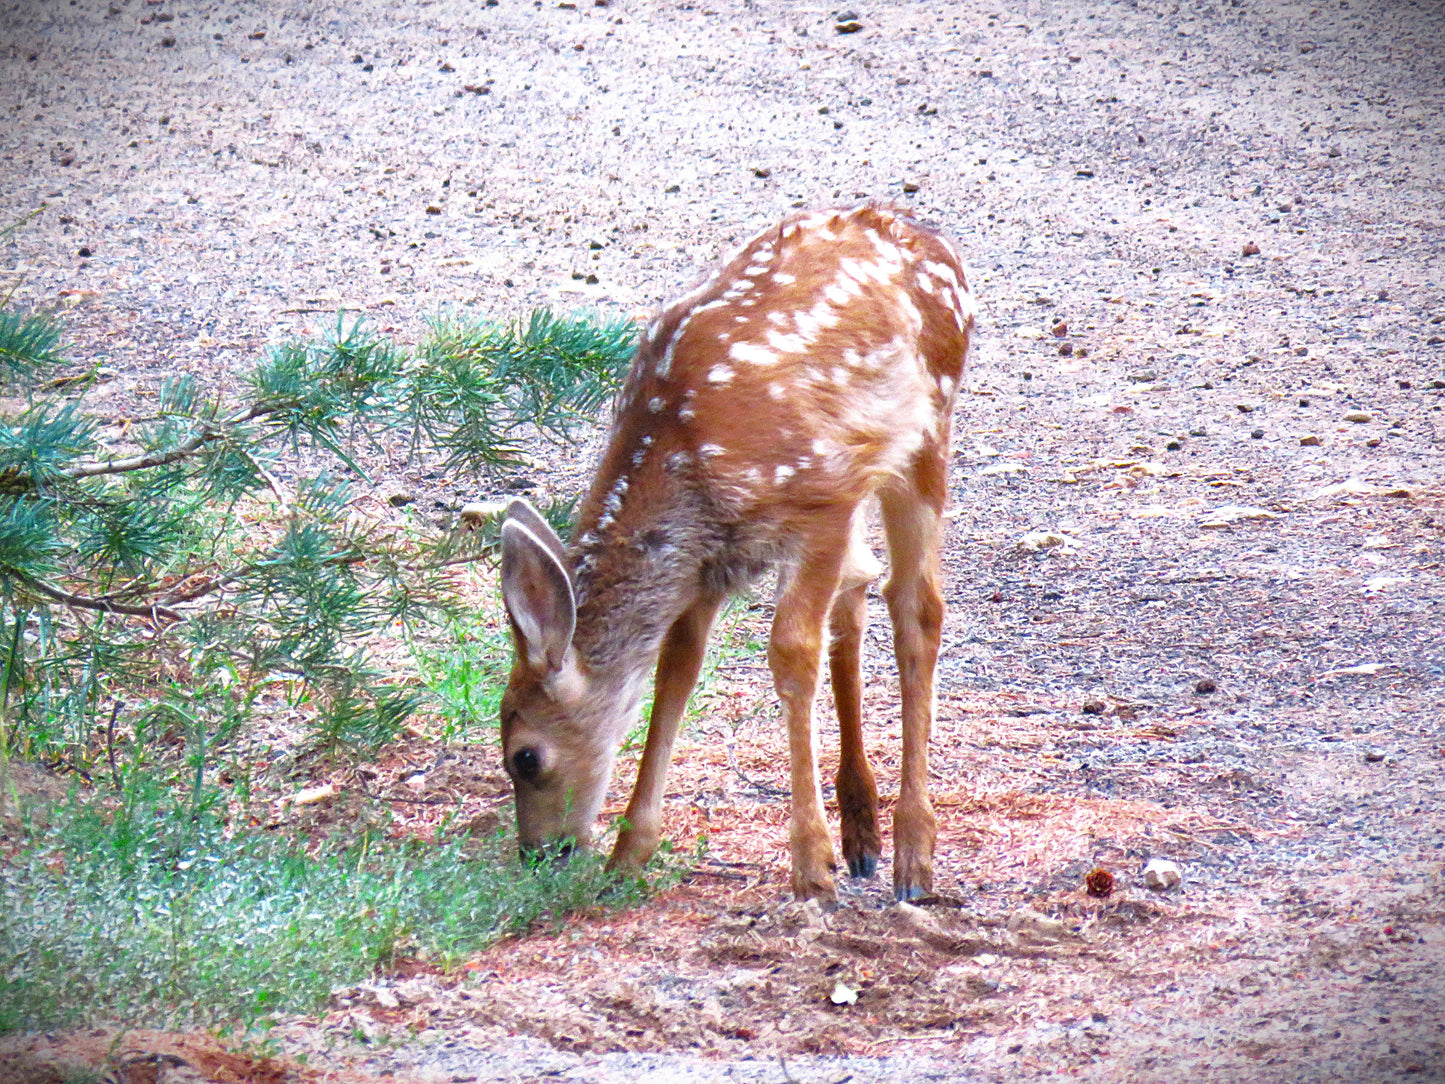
[847,853,878,879]
[894,883,928,902]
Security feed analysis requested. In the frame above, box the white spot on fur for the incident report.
[773,271,797,285]
[955,286,978,326]
[768,383,786,399]
[734,315,750,324]
[645,318,662,344]
[699,443,725,459]
[782,223,799,239]
[679,406,696,422]
[824,282,852,307]
[744,264,771,277]
[923,260,959,288]
[766,329,809,354]
[896,292,925,335]
[794,298,842,341]
[729,341,778,366]
[707,365,735,384]
[774,464,794,485]
[767,310,789,326]
[916,271,936,295]
[938,374,957,399]
[648,396,665,413]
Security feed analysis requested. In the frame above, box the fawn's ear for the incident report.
[501,514,575,676]
[503,498,567,566]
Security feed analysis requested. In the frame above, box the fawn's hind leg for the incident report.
[831,510,884,879]
[880,454,947,901]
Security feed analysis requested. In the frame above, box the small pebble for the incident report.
[1242,241,1260,256]
[1363,749,1386,763]
[1299,434,1321,446]
[1250,429,1264,439]
[1143,858,1183,890]
[1194,677,1217,694]
[1343,410,1373,423]
[1081,698,1106,715]
[1058,341,1073,356]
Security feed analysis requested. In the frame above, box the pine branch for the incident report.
[10,569,183,623]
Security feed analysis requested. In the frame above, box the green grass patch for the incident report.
[0,780,668,1035]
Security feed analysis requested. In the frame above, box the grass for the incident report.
[0,778,667,1036]
[414,611,512,741]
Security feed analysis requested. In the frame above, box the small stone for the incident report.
[1363,749,1386,763]
[1236,403,1254,413]
[1299,434,1321,446]
[901,179,920,193]
[1051,320,1068,337]
[1058,341,1073,356]
[1250,429,1264,439]
[752,166,771,178]
[1242,241,1260,257]
[585,273,599,284]
[369,985,401,1010]
[425,205,442,215]
[1165,440,1181,451]
[1194,677,1217,694]
[1189,427,1207,437]
[1130,370,1158,382]
[1143,858,1183,890]
[160,34,176,46]
[387,490,415,508]
[1081,698,1106,715]
[77,246,92,257]
[664,183,680,193]
[1294,345,1309,356]
[1343,410,1373,423]
[830,980,858,1004]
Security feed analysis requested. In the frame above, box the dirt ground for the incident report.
[2,0,1444,1081]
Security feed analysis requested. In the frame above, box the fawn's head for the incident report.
[498,500,635,855]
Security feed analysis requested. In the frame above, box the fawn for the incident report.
[499,203,974,902]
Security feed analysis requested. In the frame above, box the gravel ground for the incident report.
[2,0,1444,1081]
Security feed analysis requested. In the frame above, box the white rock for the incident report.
[1143,858,1183,890]
[830,980,858,1005]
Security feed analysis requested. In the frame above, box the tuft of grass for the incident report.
[414,613,511,741]
[0,780,668,1035]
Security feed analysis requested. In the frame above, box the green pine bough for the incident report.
[0,306,634,766]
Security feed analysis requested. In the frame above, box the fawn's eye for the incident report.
[511,747,541,783]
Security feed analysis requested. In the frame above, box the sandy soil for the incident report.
[2,0,1444,1081]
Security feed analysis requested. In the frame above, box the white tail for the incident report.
[499,203,974,901]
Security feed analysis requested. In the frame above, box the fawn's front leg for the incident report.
[770,519,853,903]
[608,593,723,872]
